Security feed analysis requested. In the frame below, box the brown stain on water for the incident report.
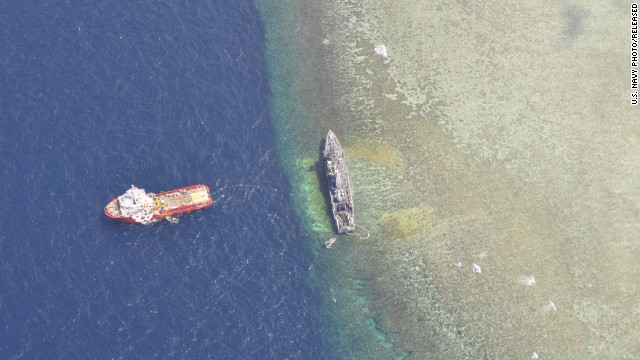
[377,205,437,240]
[345,142,405,171]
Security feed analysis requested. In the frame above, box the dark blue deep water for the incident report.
[0,1,326,358]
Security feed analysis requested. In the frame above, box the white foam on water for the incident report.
[517,275,536,286]
[374,44,387,57]
[541,300,556,313]
[471,263,481,273]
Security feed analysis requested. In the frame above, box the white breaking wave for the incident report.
[374,44,387,57]
[471,263,482,273]
[517,275,536,286]
[541,300,557,313]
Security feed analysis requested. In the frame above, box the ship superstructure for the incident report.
[323,130,355,233]
[105,185,212,224]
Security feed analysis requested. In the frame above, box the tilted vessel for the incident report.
[104,185,212,224]
[324,130,355,233]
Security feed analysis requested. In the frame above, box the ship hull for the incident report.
[324,130,355,233]
[105,185,213,224]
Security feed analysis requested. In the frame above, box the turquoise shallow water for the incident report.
[256,1,405,358]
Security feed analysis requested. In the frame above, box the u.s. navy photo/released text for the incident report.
[632,3,638,104]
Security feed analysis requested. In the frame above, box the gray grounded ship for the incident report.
[324,130,355,233]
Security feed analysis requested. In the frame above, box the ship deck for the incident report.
[324,130,355,233]
[155,185,210,212]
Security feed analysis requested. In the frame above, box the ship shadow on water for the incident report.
[313,138,339,236]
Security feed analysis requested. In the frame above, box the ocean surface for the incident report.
[0,1,328,358]
[4,1,639,359]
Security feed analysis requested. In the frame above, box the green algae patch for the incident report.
[290,157,332,235]
[378,205,438,240]
[345,142,405,171]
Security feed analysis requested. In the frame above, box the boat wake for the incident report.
[209,182,284,213]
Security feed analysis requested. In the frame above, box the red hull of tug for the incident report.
[105,185,213,224]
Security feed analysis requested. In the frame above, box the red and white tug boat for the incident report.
[105,185,213,224]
